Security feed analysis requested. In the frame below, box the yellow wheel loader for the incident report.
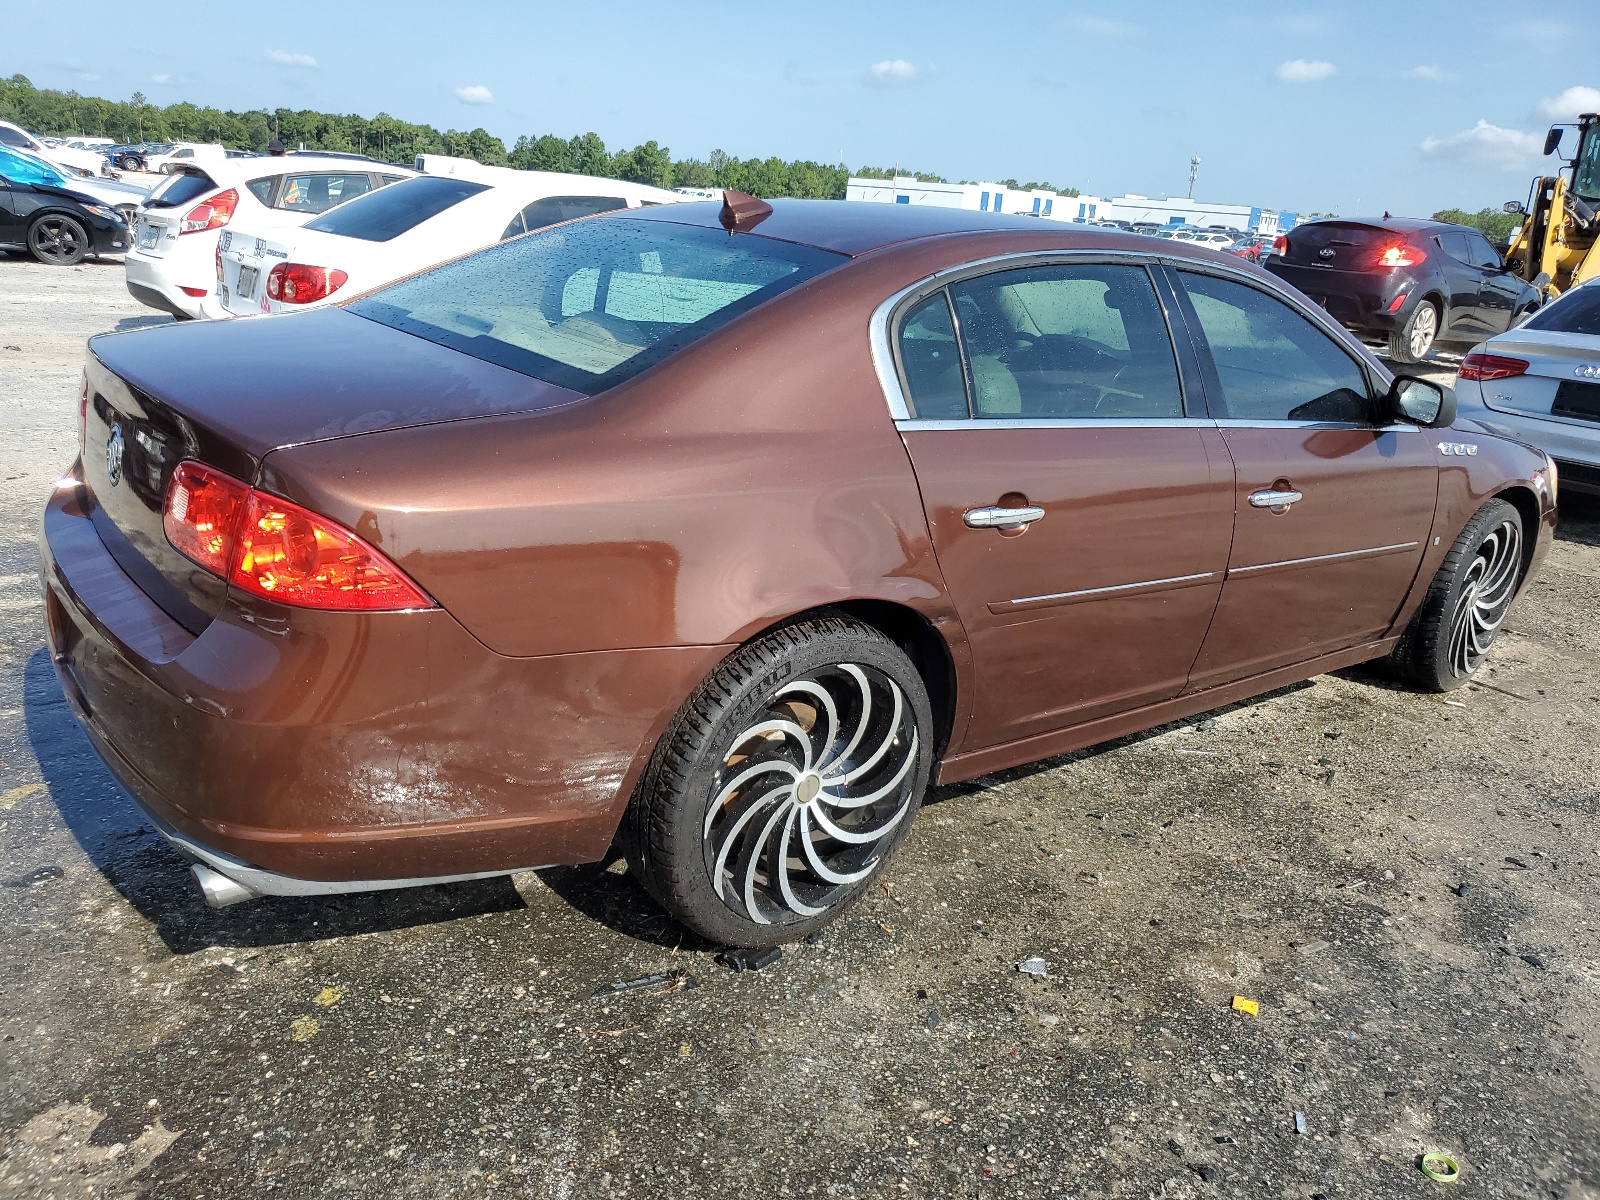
[1505,111,1600,300]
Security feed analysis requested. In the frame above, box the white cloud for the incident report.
[150,74,172,84]
[867,59,919,86]
[1064,14,1139,36]
[1420,120,1542,172]
[267,50,318,68]
[1276,59,1336,83]
[1540,85,1600,119]
[1408,65,1455,84]
[454,84,494,104]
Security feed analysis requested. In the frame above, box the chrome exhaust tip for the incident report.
[191,863,258,908]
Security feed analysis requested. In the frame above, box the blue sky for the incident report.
[8,0,1598,217]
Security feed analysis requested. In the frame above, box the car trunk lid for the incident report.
[1279,222,1393,271]
[83,307,584,631]
[1475,329,1600,422]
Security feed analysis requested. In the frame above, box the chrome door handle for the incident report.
[1249,488,1303,511]
[965,505,1046,530]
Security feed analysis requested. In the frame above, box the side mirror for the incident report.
[1502,200,1526,215]
[1544,127,1564,156]
[1388,376,1456,429]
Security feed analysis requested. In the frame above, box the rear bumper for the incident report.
[39,471,727,894]
[1458,382,1600,491]
[1266,262,1412,334]
[125,250,205,319]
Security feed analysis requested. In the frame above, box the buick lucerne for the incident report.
[41,196,1556,947]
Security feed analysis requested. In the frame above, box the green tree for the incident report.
[1433,207,1522,244]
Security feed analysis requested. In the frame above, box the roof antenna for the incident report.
[720,190,773,231]
[1383,210,1392,219]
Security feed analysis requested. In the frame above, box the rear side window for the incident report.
[1524,284,1600,336]
[896,292,968,419]
[246,176,278,205]
[0,127,31,149]
[303,176,489,242]
[144,171,220,209]
[521,195,629,231]
[1178,271,1372,423]
[944,264,1183,419]
[275,172,374,213]
[349,216,843,393]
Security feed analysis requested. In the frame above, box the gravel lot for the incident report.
[1,256,1597,1199]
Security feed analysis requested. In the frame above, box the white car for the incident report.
[0,120,111,178]
[146,143,228,174]
[126,155,415,319]
[210,160,686,318]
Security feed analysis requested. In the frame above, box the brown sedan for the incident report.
[41,196,1557,947]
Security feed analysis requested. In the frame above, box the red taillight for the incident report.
[265,263,348,305]
[1458,352,1530,381]
[163,461,250,577]
[180,188,238,235]
[162,461,432,612]
[1273,235,1289,254]
[1375,242,1425,268]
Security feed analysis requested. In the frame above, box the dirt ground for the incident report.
[0,255,1596,1200]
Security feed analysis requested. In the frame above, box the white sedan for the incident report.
[209,160,685,318]
[126,155,414,319]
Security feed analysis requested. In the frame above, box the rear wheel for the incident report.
[1388,499,1524,691]
[1388,299,1438,363]
[27,215,88,266]
[623,616,933,947]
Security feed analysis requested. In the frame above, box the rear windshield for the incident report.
[302,176,487,242]
[144,170,219,209]
[349,216,844,394]
[1523,284,1600,336]
[1290,223,1387,248]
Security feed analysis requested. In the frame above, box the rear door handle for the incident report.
[1248,488,1303,511]
[965,505,1046,530]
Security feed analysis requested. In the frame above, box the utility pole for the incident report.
[1188,156,1201,199]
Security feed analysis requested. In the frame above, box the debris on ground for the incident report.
[1230,995,1259,1016]
[288,1016,320,1042]
[312,987,344,1007]
[1420,1151,1461,1183]
[1017,957,1049,976]
[1293,1111,1308,1135]
[2,865,63,887]
[716,946,782,973]
[1294,940,1331,957]
[594,970,699,996]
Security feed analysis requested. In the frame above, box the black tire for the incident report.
[1388,299,1439,364]
[623,616,934,947]
[1388,499,1524,691]
[27,214,89,266]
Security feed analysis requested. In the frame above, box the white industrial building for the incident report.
[846,176,1295,234]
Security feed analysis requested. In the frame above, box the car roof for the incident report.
[188,156,418,184]
[619,198,1088,256]
[1296,216,1457,233]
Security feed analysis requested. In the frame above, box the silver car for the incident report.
[1456,279,1600,496]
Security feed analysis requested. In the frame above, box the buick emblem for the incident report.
[105,425,124,487]
[1577,363,1600,380]
[1318,248,1335,259]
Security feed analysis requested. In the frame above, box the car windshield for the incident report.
[1523,282,1600,336]
[350,216,844,394]
[0,146,68,188]
[302,176,486,241]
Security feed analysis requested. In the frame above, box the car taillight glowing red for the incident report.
[180,188,238,235]
[1458,352,1530,381]
[1273,235,1289,254]
[265,263,348,304]
[1375,243,1425,268]
[162,461,432,612]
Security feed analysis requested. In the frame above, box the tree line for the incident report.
[0,75,978,201]
[1432,207,1523,244]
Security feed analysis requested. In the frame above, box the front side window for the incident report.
[302,176,488,242]
[944,263,1183,419]
[275,172,374,213]
[1573,126,1600,203]
[0,127,33,149]
[1178,271,1372,423]
[350,216,843,394]
[1466,231,1503,269]
[896,292,967,419]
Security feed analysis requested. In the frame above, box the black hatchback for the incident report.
[1266,218,1541,364]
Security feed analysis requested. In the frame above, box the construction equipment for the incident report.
[1504,111,1600,300]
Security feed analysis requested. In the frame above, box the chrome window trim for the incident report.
[870,249,1193,425]
[897,417,1204,432]
[1229,540,1420,578]
[990,571,1216,614]
[1212,418,1419,433]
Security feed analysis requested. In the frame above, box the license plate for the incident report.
[219,286,229,309]
[1553,380,1600,423]
[137,222,160,250]
[236,265,259,301]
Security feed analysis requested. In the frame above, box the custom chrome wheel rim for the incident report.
[1447,518,1521,678]
[1409,304,1438,358]
[703,663,919,925]
[30,218,82,263]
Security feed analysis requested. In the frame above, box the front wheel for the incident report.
[1388,299,1439,363]
[27,215,89,265]
[623,616,933,947]
[1388,499,1524,691]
